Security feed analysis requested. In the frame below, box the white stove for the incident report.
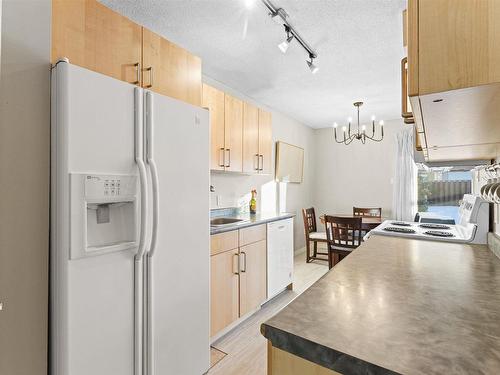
[367,194,489,244]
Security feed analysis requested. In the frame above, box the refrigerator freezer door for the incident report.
[51,62,140,375]
[145,91,210,375]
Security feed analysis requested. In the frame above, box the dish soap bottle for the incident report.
[249,189,257,215]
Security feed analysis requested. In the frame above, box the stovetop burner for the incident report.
[424,230,455,237]
[390,221,413,227]
[383,226,416,234]
[419,223,451,230]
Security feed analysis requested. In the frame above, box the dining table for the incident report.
[319,214,383,231]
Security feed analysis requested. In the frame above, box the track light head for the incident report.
[278,26,293,53]
[306,53,318,74]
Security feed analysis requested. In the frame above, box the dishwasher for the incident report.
[267,218,294,299]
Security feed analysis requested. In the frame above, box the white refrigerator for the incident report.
[50,60,210,375]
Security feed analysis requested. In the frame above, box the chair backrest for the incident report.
[302,207,317,236]
[353,207,382,218]
[324,215,363,249]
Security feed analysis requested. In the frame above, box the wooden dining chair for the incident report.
[324,215,363,269]
[353,207,382,218]
[302,208,328,263]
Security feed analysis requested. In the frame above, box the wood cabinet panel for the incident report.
[239,224,266,247]
[243,102,260,174]
[407,0,419,97]
[142,28,202,106]
[239,240,267,316]
[210,249,240,337]
[210,230,239,256]
[203,84,226,170]
[268,343,339,375]
[418,0,500,95]
[224,95,244,172]
[52,0,142,84]
[258,109,273,175]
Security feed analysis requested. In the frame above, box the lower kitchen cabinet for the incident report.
[210,225,268,338]
[210,248,239,337]
[239,240,267,316]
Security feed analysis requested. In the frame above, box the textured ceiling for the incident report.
[101,0,406,128]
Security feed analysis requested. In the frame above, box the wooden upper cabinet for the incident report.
[224,95,244,172]
[210,248,239,337]
[203,84,226,170]
[243,102,260,174]
[239,240,267,317]
[52,0,142,84]
[408,0,500,96]
[142,28,202,106]
[258,109,273,175]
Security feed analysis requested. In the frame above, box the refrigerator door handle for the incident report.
[135,88,149,260]
[145,91,160,258]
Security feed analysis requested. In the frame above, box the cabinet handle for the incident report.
[259,155,264,171]
[240,251,247,273]
[133,62,141,85]
[254,154,260,171]
[145,66,154,88]
[219,148,225,167]
[225,149,231,168]
[233,253,239,275]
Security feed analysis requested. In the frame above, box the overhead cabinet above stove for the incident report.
[406,0,500,162]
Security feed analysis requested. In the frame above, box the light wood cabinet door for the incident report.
[52,0,142,85]
[203,84,226,170]
[210,249,240,337]
[142,28,202,106]
[239,240,267,316]
[243,102,260,174]
[411,0,500,96]
[224,95,244,172]
[258,109,273,175]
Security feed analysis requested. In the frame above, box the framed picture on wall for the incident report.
[275,141,304,183]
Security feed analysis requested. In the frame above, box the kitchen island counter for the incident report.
[261,235,500,374]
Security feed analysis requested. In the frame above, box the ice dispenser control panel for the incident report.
[70,173,139,260]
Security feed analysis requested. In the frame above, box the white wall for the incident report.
[205,76,316,251]
[0,1,51,373]
[313,119,402,219]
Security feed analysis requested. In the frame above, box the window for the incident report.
[417,166,473,224]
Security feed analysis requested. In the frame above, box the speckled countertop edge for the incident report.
[261,325,400,375]
[210,212,295,234]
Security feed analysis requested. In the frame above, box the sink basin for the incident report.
[210,217,246,226]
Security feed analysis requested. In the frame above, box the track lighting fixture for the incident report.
[278,25,293,53]
[306,54,318,74]
[261,0,318,73]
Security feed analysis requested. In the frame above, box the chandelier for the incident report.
[333,102,384,145]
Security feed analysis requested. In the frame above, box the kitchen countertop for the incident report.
[210,211,295,235]
[261,235,500,375]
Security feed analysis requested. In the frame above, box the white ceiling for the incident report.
[101,0,406,128]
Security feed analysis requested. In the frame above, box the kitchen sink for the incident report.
[210,217,246,226]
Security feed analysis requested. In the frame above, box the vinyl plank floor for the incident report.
[207,248,329,375]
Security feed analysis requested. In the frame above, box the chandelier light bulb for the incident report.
[362,125,366,131]
[333,122,338,128]
[379,120,384,126]
[348,117,353,123]
[342,126,347,132]
[371,115,376,121]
